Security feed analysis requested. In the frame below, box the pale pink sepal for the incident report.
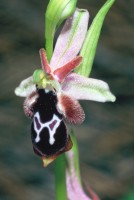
[62,73,116,102]
[50,9,89,70]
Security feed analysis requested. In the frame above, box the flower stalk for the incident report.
[54,154,67,200]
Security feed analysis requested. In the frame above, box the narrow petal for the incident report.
[53,56,82,82]
[84,183,100,200]
[50,9,89,70]
[57,92,85,124]
[39,48,51,74]
[15,76,36,97]
[62,73,116,102]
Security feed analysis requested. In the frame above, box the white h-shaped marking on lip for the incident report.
[34,112,61,145]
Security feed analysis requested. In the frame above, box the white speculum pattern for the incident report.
[34,112,61,145]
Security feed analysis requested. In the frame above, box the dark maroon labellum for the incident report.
[31,89,72,157]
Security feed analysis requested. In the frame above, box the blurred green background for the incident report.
[0,0,134,199]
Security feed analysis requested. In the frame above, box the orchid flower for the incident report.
[15,8,115,167]
[15,0,116,199]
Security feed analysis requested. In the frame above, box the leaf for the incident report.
[45,0,77,61]
[75,0,115,77]
[62,73,116,102]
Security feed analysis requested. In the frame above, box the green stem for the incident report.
[54,154,67,200]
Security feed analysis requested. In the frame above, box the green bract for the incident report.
[45,0,77,61]
[75,0,115,77]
